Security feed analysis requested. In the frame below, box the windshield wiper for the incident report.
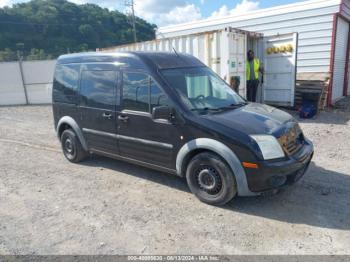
[191,103,247,113]
[191,107,222,113]
[218,102,248,111]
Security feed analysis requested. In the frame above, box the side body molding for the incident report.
[56,116,88,151]
[176,138,257,196]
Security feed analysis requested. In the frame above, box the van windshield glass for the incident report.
[161,67,246,113]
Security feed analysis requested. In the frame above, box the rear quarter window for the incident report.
[53,64,80,104]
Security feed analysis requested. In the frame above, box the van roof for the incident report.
[56,51,205,70]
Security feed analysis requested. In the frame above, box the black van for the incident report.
[53,52,313,205]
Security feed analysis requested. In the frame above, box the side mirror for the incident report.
[152,106,173,121]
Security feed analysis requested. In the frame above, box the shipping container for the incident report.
[99,28,298,107]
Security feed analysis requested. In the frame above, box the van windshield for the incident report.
[161,67,246,113]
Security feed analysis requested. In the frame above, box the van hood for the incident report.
[203,103,295,136]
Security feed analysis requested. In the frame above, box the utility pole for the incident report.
[125,0,137,43]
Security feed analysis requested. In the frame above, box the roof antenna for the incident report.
[157,30,180,57]
[172,47,179,57]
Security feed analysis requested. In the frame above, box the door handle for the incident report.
[102,112,112,120]
[118,115,129,123]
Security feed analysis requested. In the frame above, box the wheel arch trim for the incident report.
[57,116,88,151]
[176,138,258,196]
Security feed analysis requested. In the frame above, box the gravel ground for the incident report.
[0,105,349,255]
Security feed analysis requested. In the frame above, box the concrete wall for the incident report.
[0,62,27,105]
[0,60,56,106]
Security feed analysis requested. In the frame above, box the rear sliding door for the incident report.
[79,66,118,154]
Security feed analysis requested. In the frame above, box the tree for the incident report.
[26,48,49,60]
[0,0,156,61]
[0,48,17,61]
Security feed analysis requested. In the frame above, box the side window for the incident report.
[53,64,80,104]
[122,72,149,112]
[80,70,116,109]
[122,72,170,113]
[150,80,170,111]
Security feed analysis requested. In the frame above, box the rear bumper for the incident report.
[245,139,314,193]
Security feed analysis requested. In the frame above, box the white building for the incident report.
[157,0,350,106]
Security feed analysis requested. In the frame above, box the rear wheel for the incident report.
[61,129,87,163]
[186,152,237,206]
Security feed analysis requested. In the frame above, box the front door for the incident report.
[79,69,118,154]
[117,71,179,170]
[263,32,298,107]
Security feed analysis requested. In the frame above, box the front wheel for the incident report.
[186,152,237,206]
[61,129,87,163]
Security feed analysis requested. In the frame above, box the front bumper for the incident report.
[245,139,314,193]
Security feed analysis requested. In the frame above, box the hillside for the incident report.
[0,0,156,61]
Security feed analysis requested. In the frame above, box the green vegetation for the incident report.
[0,0,156,61]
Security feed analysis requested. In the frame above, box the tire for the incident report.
[60,129,87,163]
[186,152,237,206]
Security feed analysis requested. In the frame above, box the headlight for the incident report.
[250,135,285,160]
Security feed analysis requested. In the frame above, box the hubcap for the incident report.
[65,138,74,154]
[196,166,222,195]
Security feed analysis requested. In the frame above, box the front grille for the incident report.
[278,124,304,156]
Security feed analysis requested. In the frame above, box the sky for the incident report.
[0,0,306,27]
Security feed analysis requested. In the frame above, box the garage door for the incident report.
[332,17,349,103]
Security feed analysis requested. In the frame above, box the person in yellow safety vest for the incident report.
[246,50,264,102]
